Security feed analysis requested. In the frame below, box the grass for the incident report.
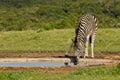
[0,63,120,80]
[0,28,119,80]
[0,28,120,52]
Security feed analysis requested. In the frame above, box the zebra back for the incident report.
[75,14,98,45]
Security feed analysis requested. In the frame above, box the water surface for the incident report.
[0,61,104,67]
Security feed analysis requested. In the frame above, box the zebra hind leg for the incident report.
[90,35,95,58]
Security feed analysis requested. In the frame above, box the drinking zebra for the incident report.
[65,14,98,65]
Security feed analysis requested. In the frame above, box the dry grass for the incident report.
[0,29,120,52]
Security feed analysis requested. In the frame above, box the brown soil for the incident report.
[0,52,120,60]
[0,66,80,73]
[0,51,119,72]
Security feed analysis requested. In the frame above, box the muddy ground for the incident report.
[0,51,119,60]
[0,51,119,72]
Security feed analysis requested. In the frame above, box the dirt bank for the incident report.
[0,52,119,60]
[0,51,119,72]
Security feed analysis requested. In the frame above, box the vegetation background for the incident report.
[0,1,119,79]
[0,0,120,31]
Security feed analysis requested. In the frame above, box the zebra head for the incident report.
[72,38,82,58]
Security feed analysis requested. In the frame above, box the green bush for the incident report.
[115,23,120,28]
[0,0,120,31]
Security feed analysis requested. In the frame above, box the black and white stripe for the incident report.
[65,14,98,64]
[75,14,97,45]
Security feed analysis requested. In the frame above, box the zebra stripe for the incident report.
[65,14,98,65]
[74,14,98,59]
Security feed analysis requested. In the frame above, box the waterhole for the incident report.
[0,61,106,67]
[0,58,114,67]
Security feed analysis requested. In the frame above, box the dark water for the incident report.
[0,61,104,67]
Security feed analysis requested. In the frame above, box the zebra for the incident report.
[65,14,98,65]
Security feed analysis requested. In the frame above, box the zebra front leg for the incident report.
[84,41,88,58]
[65,42,73,57]
[84,36,89,58]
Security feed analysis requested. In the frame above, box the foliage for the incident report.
[0,0,120,31]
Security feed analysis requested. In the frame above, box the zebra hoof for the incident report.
[64,62,69,66]
[80,56,83,58]
[65,55,69,58]
[84,56,88,58]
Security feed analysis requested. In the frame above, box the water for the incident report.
[0,61,104,67]
[0,62,73,67]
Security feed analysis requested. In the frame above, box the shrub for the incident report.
[0,0,120,31]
